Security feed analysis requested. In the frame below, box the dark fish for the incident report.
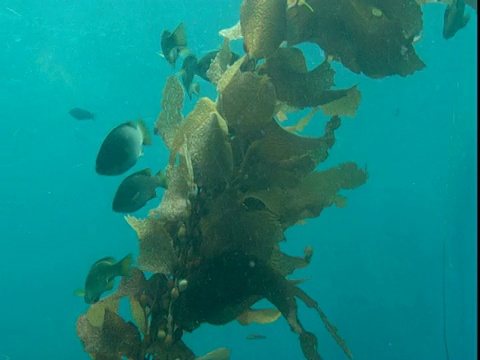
[304,245,313,264]
[95,119,152,176]
[161,23,189,67]
[443,0,470,39]
[180,54,200,99]
[112,168,167,213]
[196,50,241,82]
[246,334,267,340]
[69,108,95,121]
[74,254,133,304]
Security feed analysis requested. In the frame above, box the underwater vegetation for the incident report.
[75,0,475,359]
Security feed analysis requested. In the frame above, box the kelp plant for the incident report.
[76,0,474,359]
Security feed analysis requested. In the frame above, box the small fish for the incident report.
[196,347,230,360]
[95,119,152,176]
[246,334,267,340]
[304,245,313,264]
[196,50,241,82]
[69,108,95,121]
[112,168,167,213]
[74,254,133,304]
[443,0,470,39]
[180,54,200,99]
[160,23,189,67]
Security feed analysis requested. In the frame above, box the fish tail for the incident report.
[298,0,314,12]
[190,82,200,97]
[173,23,188,47]
[117,254,134,277]
[73,288,86,297]
[154,169,168,189]
[136,118,152,146]
[179,47,192,58]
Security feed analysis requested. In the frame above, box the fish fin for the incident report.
[117,254,134,277]
[136,118,152,146]
[276,109,288,122]
[106,279,115,290]
[124,121,136,129]
[73,288,86,297]
[412,34,424,44]
[172,23,188,47]
[94,256,116,265]
[154,170,168,189]
[123,168,151,182]
[190,82,200,97]
[298,0,314,11]
[178,47,191,58]
[289,277,312,286]
[167,50,178,68]
[196,347,230,360]
[149,188,158,199]
[135,168,151,176]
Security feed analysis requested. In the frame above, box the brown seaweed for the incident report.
[75,1,474,359]
[240,0,287,60]
[287,0,426,78]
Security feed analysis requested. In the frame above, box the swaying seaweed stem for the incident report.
[294,286,353,360]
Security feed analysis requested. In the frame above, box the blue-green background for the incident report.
[0,1,476,359]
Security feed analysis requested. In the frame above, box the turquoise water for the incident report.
[0,1,476,359]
